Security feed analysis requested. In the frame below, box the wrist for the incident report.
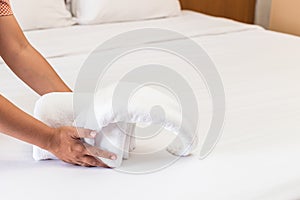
[37,127,56,151]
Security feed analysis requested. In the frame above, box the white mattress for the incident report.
[1,11,300,200]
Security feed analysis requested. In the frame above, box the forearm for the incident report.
[0,95,53,149]
[4,44,71,95]
[0,15,71,95]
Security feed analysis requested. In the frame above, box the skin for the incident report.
[0,15,117,167]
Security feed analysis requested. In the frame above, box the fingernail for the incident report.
[111,155,117,160]
[90,131,97,137]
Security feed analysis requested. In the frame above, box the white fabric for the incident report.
[75,83,197,156]
[10,0,75,31]
[32,92,136,168]
[65,0,72,11]
[32,85,198,167]
[0,11,261,65]
[1,11,300,199]
[71,0,181,24]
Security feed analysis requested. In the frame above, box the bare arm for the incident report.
[0,95,53,149]
[0,95,116,167]
[0,15,117,167]
[0,15,71,95]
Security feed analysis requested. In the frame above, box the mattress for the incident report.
[1,11,300,200]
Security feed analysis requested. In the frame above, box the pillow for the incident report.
[10,0,75,31]
[71,0,181,25]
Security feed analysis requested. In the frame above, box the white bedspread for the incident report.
[1,11,300,200]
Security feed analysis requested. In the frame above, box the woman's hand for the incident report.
[46,127,117,167]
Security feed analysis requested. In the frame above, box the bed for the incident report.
[1,10,300,199]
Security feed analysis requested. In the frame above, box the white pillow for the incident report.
[10,0,75,31]
[71,0,181,25]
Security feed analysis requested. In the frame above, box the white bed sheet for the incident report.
[1,11,300,200]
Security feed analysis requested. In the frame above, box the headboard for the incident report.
[179,0,256,24]
[270,0,300,36]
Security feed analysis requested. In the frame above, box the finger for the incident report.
[77,161,93,167]
[80,155,109,168]
[74,161,89,167]
[75,128,97,139]
[62,159,91,167]
[84,145,117,160]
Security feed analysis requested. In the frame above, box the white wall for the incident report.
[255,0,272,28]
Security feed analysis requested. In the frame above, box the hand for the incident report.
[46,126,117,167]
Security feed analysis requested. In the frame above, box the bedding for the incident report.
[10,0,75,30]
[32,92,136,168]
[32,85,198,167]
[71,0,181,25]
[0,11,261,65]
[1,10,300,199]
